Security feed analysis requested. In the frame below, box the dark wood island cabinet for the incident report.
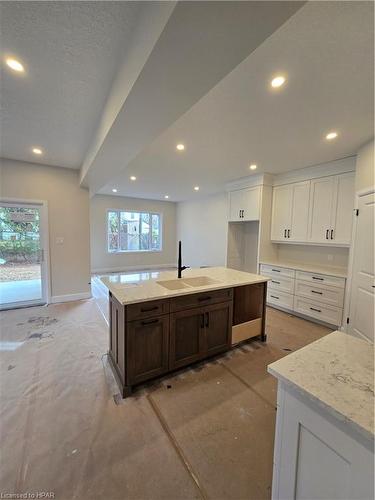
[108,281,267,398]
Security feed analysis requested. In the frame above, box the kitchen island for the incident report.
[100,267,269,397]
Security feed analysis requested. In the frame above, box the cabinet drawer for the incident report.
[126,299,169,321]
[293,296,342,326]
[267,290,294,310]
[170,288,233,312]
[295,281,345,308]
[296,271,345,289]
[260,264,295,279]
[268,275,295,294]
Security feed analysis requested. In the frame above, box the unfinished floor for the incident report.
[0,287,332,500]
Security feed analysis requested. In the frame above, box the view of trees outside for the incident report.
[108,211,161,252]
[0,206,41,281]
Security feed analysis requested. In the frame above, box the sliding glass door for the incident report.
[0,202,48,310]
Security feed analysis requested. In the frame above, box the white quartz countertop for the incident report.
[100,266,269,305]
[268,331,374,441]
[259,260,347,278]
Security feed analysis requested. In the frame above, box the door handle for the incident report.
[205,312,209,328]
[284,229,287,238]
[330,229,334,240]
[200,314,205,329]
[239,210,241,219]
[287,229,290,238]
[242,210,245,219]
[326,229,329,239]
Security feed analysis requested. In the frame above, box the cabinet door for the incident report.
[331,172,355,245]
[289,181,310,241]
[229,190,244,221]
[242,186,261,221]
[271,185,292,240]
[308,176,335,243]
[170,308,205,370]
[204,301,233,356]
[127,315,169,385]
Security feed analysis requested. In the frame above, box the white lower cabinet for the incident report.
[260,264,346,326]
[272,383,374,500]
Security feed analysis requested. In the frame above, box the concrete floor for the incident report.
[0,283,332,500]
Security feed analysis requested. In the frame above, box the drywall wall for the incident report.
[90,194,177,272]
[355,139,374,193]
[0,158,91,301]
[177,192,228,268]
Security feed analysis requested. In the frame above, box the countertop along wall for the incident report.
[0,158,91,302]
[90,194,177,273]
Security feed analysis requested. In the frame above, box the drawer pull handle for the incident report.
[311,290,323,295]
[198,296,212,302]
[271,269,281,273]
[271,280,280,284]
[310,307,321,313]
[326,229,329,240]
[312,277,324,281]
[270,295,279,299]
[141,306,159,312]
[141,319,159,325]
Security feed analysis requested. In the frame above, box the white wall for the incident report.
[90,194,177,272]
[0,159,91,300]
[177,193,228,268]
[355,139,374,193]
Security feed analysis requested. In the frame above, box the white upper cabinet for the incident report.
[228,186,261,222]
[308,172,355,245]
[271,181,310,242]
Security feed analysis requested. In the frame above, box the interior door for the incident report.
[308,176,335,243]
[289,181,310,241]
[349,192,375,343]
[0,202,47,310]
[331,172,355,244]
[271,184,292,241]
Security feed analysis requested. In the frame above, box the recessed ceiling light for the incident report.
[194,186,199,191]
[271,75,286,88]
[130,176,137,181]
[164,195,169,199]
[326,131,338,140]
[5,58,24,73]
[249,164,257,170]
[112,188,118,193]
[176,144,185,151]
[32,147,43,155]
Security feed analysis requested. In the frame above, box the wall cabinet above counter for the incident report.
[270,172,355,246]
[228,185,261,221]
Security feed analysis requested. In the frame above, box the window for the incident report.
[107,210,161,253]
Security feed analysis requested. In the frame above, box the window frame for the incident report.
[106,209,163,254]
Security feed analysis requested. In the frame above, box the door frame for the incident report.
[342,187,374,339]
[0,197,51,309]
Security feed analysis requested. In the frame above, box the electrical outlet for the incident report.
[56,237,64,245]
[327,254,334,262]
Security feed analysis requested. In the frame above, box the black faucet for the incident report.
[177,240,189,278]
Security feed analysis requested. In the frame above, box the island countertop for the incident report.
[100,266,269,305]
[268,331,374,441]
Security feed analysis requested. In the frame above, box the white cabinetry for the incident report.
[229,186,261,221]
[271,181,310,242]
[271,173,354,246]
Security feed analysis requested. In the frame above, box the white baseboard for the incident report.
[91,263,176,274]
[50,292,92,304]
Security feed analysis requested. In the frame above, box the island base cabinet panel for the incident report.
[109,292,126,384]
[126,315,169,385]
[169,308,205,370]
[205,301,233,356]
[272,383,374,500]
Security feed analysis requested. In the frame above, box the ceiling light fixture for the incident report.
[130,176,137,181]
[326,131,338,141]
[271,75,286,88]
[32,147,43,155]
[5,57,24,73]
[176,144,185,151]
[164,195,169,199]
[112,188,118,193]
[249,164,257,170]
[194,186,199,191]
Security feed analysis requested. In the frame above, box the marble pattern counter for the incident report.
[100,266,269,305]
[268,331,374,441]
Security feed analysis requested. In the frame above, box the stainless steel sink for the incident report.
[157,276,219,290]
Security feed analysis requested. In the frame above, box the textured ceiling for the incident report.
[0,1,143,168]
[99,1,374,201]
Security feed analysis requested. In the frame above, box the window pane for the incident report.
[151,214,161,250]
[121,211,139,251]
[108,211,119,252]
[140,213,150,250]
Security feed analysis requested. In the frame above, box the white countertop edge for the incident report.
[267,365,373,443]
[259,260,348,278]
